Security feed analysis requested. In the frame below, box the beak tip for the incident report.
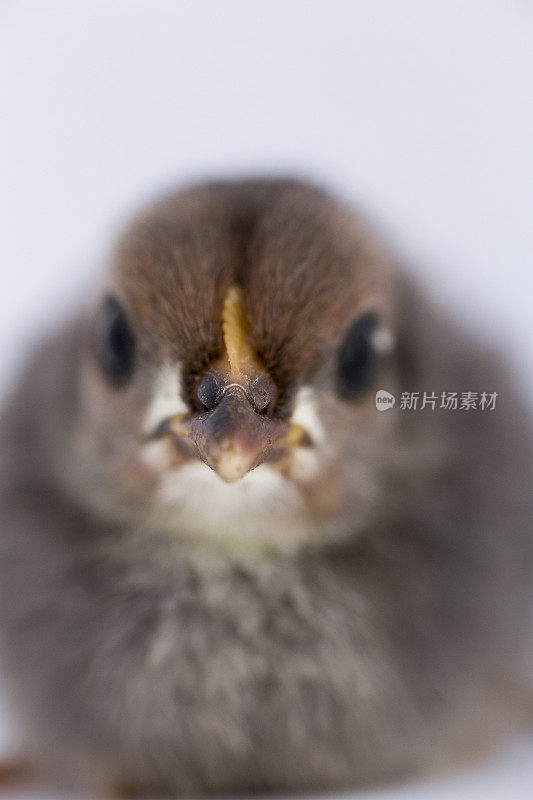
[213,449,255,483]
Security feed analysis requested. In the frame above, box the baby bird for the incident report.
[0,178,532,797]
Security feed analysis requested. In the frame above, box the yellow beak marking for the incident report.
[221,285,260,381]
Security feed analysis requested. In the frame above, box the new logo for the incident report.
[375,390,396,411]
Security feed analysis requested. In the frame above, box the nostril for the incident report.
[249,374,277,414]
[196,372,222,412]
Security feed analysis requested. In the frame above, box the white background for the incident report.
[0,1,532,798]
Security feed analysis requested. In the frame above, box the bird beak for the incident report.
[148,285,311,482]
[155,386,309,483]
[151,387,310,484]
[185,385,289,482]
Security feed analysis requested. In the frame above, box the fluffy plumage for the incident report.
[0,178,531,796]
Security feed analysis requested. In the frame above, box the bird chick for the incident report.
[0,178,531,797]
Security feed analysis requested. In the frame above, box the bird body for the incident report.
[0,179,531,796]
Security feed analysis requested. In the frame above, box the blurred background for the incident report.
[0,1,532,797]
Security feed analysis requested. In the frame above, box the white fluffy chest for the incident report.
[155,461,310,554]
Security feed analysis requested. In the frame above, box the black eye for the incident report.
[337,311,379,399]
[94,296,135,386]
